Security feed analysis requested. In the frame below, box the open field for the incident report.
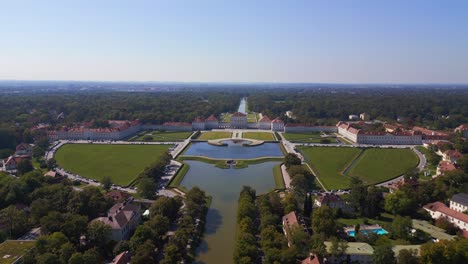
[130,130,192,142]
[197,131,232,140]
[300,147,362,190]
[243,132,276,141]
[0,240,35,264]
[300,147,419,189]
[55,144,171,186]
[347,148,419,184]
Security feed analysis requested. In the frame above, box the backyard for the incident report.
[55,144,171,186]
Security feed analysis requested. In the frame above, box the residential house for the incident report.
[360,113,370,121]
[111,251,131,264]
[301,254,323,264]
[282,211,307,247]
[314,194,349,211]
[15,143,32,156]
[389,178,419,193]
[423,201,468,237]
[442,150,463,163]
[455,124,468,138]
[324,242,373,264]
[450,193,468,213]
[2,155,30,171]
[436,161,457,177]
[92,198,141,241]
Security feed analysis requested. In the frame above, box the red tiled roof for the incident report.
[259,116,271,122]
[231,112,247,117]
[16,143,31,151]
[438,161,457,172]
[424,201,468,223]
[455,124,468,131]
[272,117,284,123]
[444,150,462,160]
[317,193,342,204]
[111,251,131,264]
[193,117,205,123]
[4,155,30,166]
[412,126,449,136]
[282,211,299,229]
[162,122,192,127]
[301,254,324,264]
[206,115,218,122]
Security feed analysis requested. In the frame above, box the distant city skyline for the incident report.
[1,0,468,84]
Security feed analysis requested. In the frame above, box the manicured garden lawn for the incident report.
[247,113,257,123]
[55,144,171,186]
[0,240,35,264]
[132,130,192,142]
[299,147,362,190]
[197,131,232,140]
[347,148,419,185]
[243,132,275,141]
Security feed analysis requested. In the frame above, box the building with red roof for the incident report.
[2,155,31,171]
[15,143,32,156]
[48,120,141,140]
[336,121,422,145]
[455,124,468,138]
[436,161,457,177]
[423,201,468,237]
[258,115,272,130]
[271,117,285,132]
[230,112,247,129]
[301,254,324,264]
[192,117,206,130]
[442,150,463,163]
[412,126,450,140]
[205,114,219,129]
[314,194,349,211]
[110,251,131,264]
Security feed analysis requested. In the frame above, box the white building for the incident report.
[48,120,141,141]
[192,117,206,130]
[258,116,272,130]
[205,115,219,129]
[348,115,359,121]
[271,118,285,132]
[314,194,349,211]
[423,200,468,236]
[337,121,422,145]
[360,113,370,121]
[450,193,468,213]
[230,112,248,129]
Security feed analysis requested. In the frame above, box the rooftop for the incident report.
[412,219,455,241]
[438,161,457,172]
[392,245,422,256]
[282,211,299,229]
[324,241,374,255]
[451,193,468,207]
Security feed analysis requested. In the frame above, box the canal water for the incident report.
[180,160,279,264]
[183,140,283,159]
[237,97,247,113]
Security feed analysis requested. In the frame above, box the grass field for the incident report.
[347,148,419,185]
[300,146,419,189]
[243,132,276,141]
[247,113,257,123]
[0,240,35,264]
[131,130,191,142]
[197,131,232,140]
[55,144,171,186]
[300,147,362,190]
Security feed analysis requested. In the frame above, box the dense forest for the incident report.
[248,88,468,129]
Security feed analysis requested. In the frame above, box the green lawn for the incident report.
[247,113,257,123]
[273,164,285,189]
[0,240,35,264]
[220,113,230,122]
[131,130,191,142]
[300,147,362,190]
[347,148,419,185]
[243,132,276,141]
[55,144,171,186]
[197,131,232,140]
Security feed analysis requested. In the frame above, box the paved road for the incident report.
[412,147,427,171]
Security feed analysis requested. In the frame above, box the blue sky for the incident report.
[0,0,467,83]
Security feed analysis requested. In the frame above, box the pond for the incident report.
[183,140,283,159]
[180,160,280,264]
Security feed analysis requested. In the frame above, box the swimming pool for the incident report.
[347,228,388,237]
